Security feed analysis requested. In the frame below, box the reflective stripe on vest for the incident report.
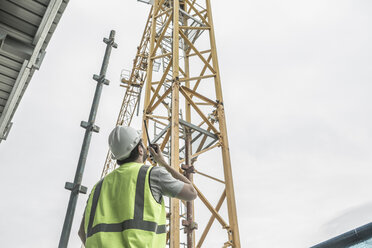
[86,165,166,238]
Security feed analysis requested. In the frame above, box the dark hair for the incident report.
[117,140,143,165]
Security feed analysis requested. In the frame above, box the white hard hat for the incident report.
[108,126,142,160]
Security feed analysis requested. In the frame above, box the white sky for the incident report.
[1,0,372,247]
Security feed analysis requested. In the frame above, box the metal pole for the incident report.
[58,30,117,248]
[182,127,196,248]
[181,3,195,246]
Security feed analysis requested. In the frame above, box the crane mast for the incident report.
[101,1,241,247]
[100,10,153,177]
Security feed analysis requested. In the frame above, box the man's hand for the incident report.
[149,144,168,166]
[149,143,197,201]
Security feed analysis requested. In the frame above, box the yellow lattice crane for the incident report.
[101,0,241,247]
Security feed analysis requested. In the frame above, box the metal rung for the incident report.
[80,121,100,133]
[65,182,88,194]
[127,90,140,94]
[153,60,161,72]
[179,9,206,27]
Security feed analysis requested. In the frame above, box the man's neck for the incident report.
[134,157,143,164]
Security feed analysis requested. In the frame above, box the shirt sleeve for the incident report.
[150,166,184,198]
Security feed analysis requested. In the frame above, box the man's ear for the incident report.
[138,143,144,154]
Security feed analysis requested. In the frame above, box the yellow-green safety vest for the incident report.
[84,162,166,248]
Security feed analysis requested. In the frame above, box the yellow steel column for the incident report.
[170,0,181,247]
[205,0,241,247]
[143,2,158,145]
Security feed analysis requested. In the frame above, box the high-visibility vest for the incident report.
[84,162,166,248]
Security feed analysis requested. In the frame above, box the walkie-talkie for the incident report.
[144,120,157,164]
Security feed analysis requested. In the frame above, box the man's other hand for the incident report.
[149,144,167,166]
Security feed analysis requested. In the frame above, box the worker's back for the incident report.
[84,162,166,248]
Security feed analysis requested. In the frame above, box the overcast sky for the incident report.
[1,0,372,247]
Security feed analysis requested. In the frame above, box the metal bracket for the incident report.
[93,74,110,85]
[0,122,13,141]
[34,49,46,70]
[64,182,87,194]
[103,37,118,49]
[181,163,195,174]
[80,121,100,133]
[182,220,198,233]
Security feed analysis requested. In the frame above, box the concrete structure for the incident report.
[0,0,70,142]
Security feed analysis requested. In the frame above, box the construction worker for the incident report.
[78,125,197,247]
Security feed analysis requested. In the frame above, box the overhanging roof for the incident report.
[310,222,372,248]
[0,0,70,142]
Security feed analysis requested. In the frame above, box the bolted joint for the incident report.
[216,100,224,106]
[182,220,198,233]
[181,163,195,174]
[93,74,110,85]
[172,77,180,84]
[227,228,233,240]
[222,225,231,230]
[208,109,219,123]
[65,182,88,194]
[80,121,100,133]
